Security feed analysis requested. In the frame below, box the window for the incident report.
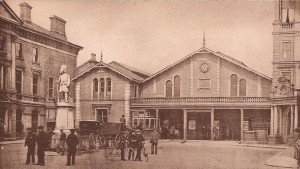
[281,0,295,23]
[49,77,54,98]
[100,78,105,98]
[16,109,23,134]
[16,43,22,59]
[93,78,98,98]
[106,78,111,97]
[132,111,156,130]
[32,48,38,62]
[198,79,211,89]
[239,79,246,97]
[230,74,238,97]
[134,84,138,98]
[166,80,173,97]
[0,35,5,51]
[32,74,38,95]
[174,76,181,97]
[97,109,108,123]
[16,69,22,99]
[283,42,291,60]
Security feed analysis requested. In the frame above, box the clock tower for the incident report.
[270,0,299,144]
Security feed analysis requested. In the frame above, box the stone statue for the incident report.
[57,65,70,102]
[272,76,294,97]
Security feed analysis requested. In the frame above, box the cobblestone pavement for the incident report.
[0,140,281,169]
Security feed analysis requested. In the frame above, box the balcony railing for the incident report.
[131,97,271,105]
[281,22,294,29]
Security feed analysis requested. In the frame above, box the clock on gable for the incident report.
[200,63,210,73]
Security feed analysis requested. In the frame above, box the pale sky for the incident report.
[6,0,274,77]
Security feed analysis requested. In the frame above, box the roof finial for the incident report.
[100,51,103,62]
[203,31,206,48]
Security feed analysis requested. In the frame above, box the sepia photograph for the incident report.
[0,0,299,168]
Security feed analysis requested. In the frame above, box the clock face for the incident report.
[200,63,209,73]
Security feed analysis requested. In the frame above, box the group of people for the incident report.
[24,126,79,166]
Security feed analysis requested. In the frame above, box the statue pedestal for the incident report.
[50,102,75,150]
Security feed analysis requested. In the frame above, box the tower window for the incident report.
[283,42,291,60]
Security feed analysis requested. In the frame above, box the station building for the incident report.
[74,43,272,141]
[0,1,82,139]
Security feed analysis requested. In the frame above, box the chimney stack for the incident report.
[19,2,32,23]
[49,15,66,36]
[90,53,96,61]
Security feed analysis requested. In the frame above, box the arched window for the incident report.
[174,76,180,97]
[100,78,105,98]
[230,74,238,97]
[93,78,98,98]
[239,79,246,97]
[166,80,173,97]
[106,78,111,97]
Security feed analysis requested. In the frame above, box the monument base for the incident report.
[268,134,284,144]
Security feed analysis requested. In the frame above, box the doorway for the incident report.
[187,112,211,140]
[215,110,241,140]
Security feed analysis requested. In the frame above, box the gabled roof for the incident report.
[0,0,22,24]
[144,46,271,82]
[109,61,151,78]
[72,61,146,83]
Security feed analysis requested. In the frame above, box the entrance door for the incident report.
[32,111,38,132]
[216,110,241,140]
[0,109,5,138]
[187,112,211,140]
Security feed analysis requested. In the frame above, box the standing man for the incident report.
[120,114,126,131]
[66,129,79,166]
[150,129,159,154]
[57,129,66,155]
[24,127,36,165]
[34,126,47,166]
[135,129,145,161]
[118,131,127,161]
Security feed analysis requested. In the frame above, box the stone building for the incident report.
[269,0,300,144]
[0,1,82,139]
[75,41,272,141]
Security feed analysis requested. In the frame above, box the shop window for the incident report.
[166,80,173,97]
[282,42,291,60]
[16,69,22,99]
[93,78,98,98]
[174,75,181,97]
[239,79,246,97]
[48,77,54,98]
[16,42,22,59]
[0,35,5,51]
[32,47,38,63]
[132,111,156,130]
[230,74,238,97]
[97,109,108,123]
[32,74,39,96]
[106,78,111,97]
[100,78,105,98]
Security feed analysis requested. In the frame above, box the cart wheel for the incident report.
[104,147,117,161]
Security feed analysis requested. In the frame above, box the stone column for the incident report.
[274,106,278,134]
[279,107,283,134]
[290,105,295,135]
[10,105,17,137]
[183,109,187,140]
[295,105,299,129]
[75,82,81,128]
[240,109,244,141]
[11,38,16,91]
[270,106,274,135]
[155,109,159,130]
[211,109,214,140]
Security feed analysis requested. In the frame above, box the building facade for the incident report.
[75,44,272,141]
[269,0,300,144]
[0,1,82,139]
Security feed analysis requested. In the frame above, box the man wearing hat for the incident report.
[66,129,79,166]
[34,126,47,166]
[24,127,36,164]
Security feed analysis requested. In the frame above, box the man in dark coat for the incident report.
[66,129,79,166]
[34,126,47,166]
[135,129,145,161]
[118,131,127,161]
[128,129,137,160]
[24,127,36,164]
